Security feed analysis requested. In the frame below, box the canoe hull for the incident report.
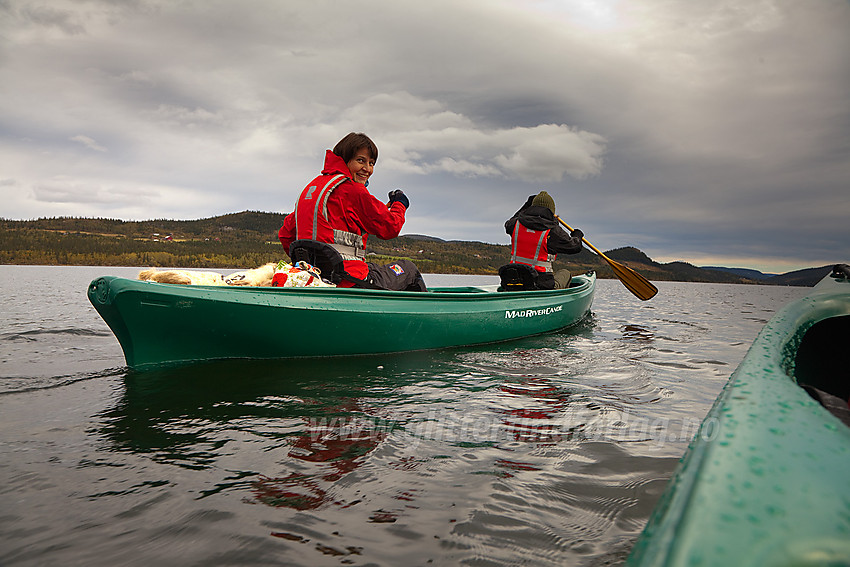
[627,268,850,566]
[88,273,595,369]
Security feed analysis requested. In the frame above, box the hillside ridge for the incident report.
[0,211,834,286]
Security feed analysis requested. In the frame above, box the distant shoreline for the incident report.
[1,212,831,286]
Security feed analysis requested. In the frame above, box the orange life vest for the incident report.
[293,173,366,260]
[510,222,555,273]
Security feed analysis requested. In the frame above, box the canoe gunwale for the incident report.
[106,274,593,300]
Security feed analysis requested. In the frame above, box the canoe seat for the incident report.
[498,263,539,291]
[288,239,382,289]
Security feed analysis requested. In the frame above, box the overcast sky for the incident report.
[2,0,848,273]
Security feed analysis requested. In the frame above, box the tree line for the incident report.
[1,211,769,283]
[0,213,602,275]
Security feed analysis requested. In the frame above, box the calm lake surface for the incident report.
[0,265,807,566]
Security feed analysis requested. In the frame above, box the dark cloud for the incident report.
[1,0,847,272]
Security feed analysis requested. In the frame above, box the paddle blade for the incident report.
[607,258,658,300]
[554,215,657,300]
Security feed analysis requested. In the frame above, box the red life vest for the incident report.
[293,173,366,260]
[510,222,555,273]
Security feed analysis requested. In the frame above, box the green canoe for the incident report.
[88,272,595,370]
[627,265,850,567]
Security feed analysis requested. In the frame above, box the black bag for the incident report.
[498,263,539,291]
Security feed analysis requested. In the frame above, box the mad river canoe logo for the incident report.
[505,305,563,319]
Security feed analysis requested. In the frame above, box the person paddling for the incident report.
[502,191,584,289]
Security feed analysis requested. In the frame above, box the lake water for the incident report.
[0,265,807,566]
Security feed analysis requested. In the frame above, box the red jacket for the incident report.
[279,150,407,281]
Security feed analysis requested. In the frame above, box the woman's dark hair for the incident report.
[332,132,378,163]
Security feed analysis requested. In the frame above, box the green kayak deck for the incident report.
[88,272,595,370]
[627,266,850,566]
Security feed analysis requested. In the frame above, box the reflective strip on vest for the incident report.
[510,223,553,271]
[295,174,347,239]
[294,173,366,261]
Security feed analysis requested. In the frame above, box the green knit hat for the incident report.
[532,191,555,213]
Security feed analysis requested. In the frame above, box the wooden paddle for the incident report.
[556,216,658,301]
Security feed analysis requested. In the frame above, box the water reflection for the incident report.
[94,354,441,510]
[251,399,387,512]
[498,377,574,446]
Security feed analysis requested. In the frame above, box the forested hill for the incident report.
[0,211,829,285]
[2,211,288,240]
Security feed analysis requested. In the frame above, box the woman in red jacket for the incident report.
[278,133,427,291]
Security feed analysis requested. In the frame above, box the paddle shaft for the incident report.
[555,215,658,301]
